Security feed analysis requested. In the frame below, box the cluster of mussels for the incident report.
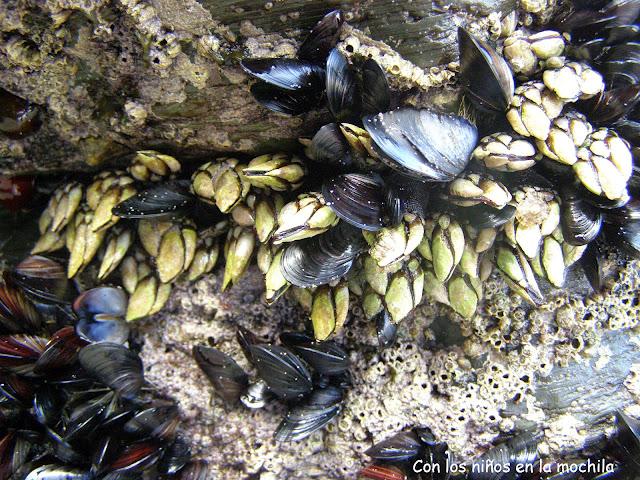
[194,329,348,442]
[359,410,640,480]
[23,0,640,450]
[0,257,208,479]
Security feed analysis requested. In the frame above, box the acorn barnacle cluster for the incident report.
[0,256,208,478]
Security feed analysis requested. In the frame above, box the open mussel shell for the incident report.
[72,287,129,344]
[274,386,342,442]
[322,174,387,230]
[326,48,360,122]
[112,180,194,220]
[457,27,514,113]
[249,344,313,400]
[307,123,352,169]
[78,342,143,399]
[240,58,325,92]
[361,58,391,116]
[249,81,324,116]
[365,430,423,462]
[560,186,603,245]
[297,10,344,64]
[193,345,248,406]
[280,221,366,288]
[363,108,478,182]
[9,256,75,305]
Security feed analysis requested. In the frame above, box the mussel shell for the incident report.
[363,108,478,182]
[605,220,640,258]
[284,339,348,376]
[249,81,324,115]
[78,343,143,399]
[375,310,397,350]
[0,283,41,334]
[158,436,191,475]
[604,198,640,225]
[250,344,313,400]
[33,386,63,427]
[361,58,391,116]
[280,221,366,288]
[34,326,87,374]
[458,27,514,113]
[616,119,640,147]
[72,287,129,344]
[236,326,260,365]
[601,42,640,88]
[560,187,603,245]
[612,410,640,469]
[469,433,538,480]
[326,48,360,122]
[10,256,74,305]
[297,10,344,64]
[384,173,431,222]
[24,464,90,480]
[241,58,325,91]
[578,85,640,124]
[322,174,387,230]
[108,441,162,473]
[451,203,516,229]
[580,241,606,292]
[193,345,248,405]
[0,88,42,139]
[123,405,179,439]
[274,386,342,442]
[178,460,210,480]
[112,180,194,219]
[307,123,352,169]
[365,430,423,462]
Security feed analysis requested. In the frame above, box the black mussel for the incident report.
[108,441,162,474]
[307,123,352,169]
[9,256,74,305]
[361,58,391,116]
[556,0,640,44]
[297,10,344,64]
[64,392,113,441]
[581,241,606,292]
[274,386,342,442]
[236,326,260,365]
[469,434,539,480]
[560,186,603,245]
[612,410,640,470]
[33,386,62,427]
[78,342,143,399]
[601,42,640,88]
[384,173,431,222]
[45,428,86,464]
[0,88,42,139]
[193,345,248,406]
[578,85,640,124]
[73,287,129,344]
[249,344,313,400]
[0,335,47,375]
[365,430,423,462]
[112,180,194,220]
[452,203,516,229]
[363,108,478,182]
[326,48,361,122]
[279,331,314,345]
[0,283,41,334]
[34,327,87,373]
[581,185,630,209]
[91,436,119,474]
[24,465,90,480]
[159,436,191,475]
[0,373,34,406]
[604,198,640,225]
[606,220,640,258]
[241,58,325,92]
[280,221,366,288]
[178,460,210,480]
[282,337,348,376]
[375,310,397,350]
[123,405,180,440]
[249,81,324,115]
[323,174,387,230]
[616,119,639,148]
[458,27,514,113]
[534,158,576,185]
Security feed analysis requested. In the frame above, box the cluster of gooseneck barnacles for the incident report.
[22,0,640,453]
[0,256,209,479]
